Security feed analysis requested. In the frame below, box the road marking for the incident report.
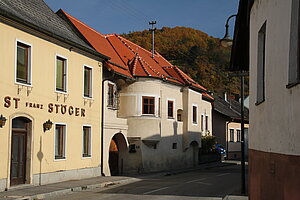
[216,173,231,177]
[143,187,169,195]
[186,178,206,183]
[197,181,213,186]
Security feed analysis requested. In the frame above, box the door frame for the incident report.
[7,114,34,188]
[10,130,27,185]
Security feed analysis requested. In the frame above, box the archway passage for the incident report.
[109,139,119,176]
[10,117,31,186]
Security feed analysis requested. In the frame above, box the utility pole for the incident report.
[230,71,248,195]
[149,21,156,58]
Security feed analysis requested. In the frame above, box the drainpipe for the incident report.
[101,78,109,176]
[226,121,230,159]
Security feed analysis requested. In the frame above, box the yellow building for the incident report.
[0,0,109,191]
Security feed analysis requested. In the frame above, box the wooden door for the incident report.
[10,132,27,185]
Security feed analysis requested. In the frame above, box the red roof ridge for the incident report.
[138,56,164,78]
[116,35,159,58]
[61,9,105,38]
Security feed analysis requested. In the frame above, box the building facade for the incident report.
[231,0,300,199]
[59,10,214,175]
[212,96,249,160]
[0,0,108,191]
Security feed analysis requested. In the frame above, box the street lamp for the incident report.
[220,14,237,48]
[221,14,247,195]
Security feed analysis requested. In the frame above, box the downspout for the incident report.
[226,121,230,159]
[101,78,109,176]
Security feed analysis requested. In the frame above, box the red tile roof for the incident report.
[59,10,213,101]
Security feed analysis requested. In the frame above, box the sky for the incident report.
[45,0,239,38]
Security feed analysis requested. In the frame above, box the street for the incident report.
[46,164,245,200]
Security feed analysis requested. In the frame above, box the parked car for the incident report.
[214,144,226,155]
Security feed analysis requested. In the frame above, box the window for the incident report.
[229,129,234,142]
[55,124,66,159]
[256,22,266,104]
[82,126,91,157]
[16,42,31,84]
[177,109,183,122]
[142,96,155,115]
[167,100,174,118]
[205,115,208,131]
[129,144,136,153]
[84,66,92,98]
[172,143,177,149]
[158,98,161,117]
[237,129,241,142]
[107,83,117,108]
[288,0,300,87]
[192,105,197,124]
[56,56,67,92]
[201,115,204,131]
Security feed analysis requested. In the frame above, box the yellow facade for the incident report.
[0,20,103,190]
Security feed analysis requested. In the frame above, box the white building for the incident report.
[231,0,300,199]
[59,10,214,175]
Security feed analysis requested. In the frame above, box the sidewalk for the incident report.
[0,161,237,200]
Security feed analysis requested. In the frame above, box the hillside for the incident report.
[122,26,244,96]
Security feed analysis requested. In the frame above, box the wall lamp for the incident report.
[43,119,53,132]
[0,115,7,128]
[220,14,237,47]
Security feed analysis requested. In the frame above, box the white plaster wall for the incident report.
[249,0,300,155]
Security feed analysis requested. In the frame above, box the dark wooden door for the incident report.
[10,132,27,185]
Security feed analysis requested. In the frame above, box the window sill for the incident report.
[107,106,118,110]
[54,157,66,161]
[15,81,32,87]
[83,96,93,100]
[82,155,92,159]
[167,117,175,119]
[55,89,68,95]
[286,81,300,89]
[255,99,265,106]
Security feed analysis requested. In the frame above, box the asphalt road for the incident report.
[46,164,245,200]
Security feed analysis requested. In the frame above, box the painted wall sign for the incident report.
[3,96,86,117]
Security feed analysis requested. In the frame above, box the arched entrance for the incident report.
[109,139,119,175]
[10,117,32,186]
[108,133,127,176]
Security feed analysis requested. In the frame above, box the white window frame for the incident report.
[107,81,118,109]
[82,124,92,159]
[141,95,156,116]
[15,39,32,86]
[167,98,175,119]
[54,123,67,161]
[192,104,198,125]
[55,54,68,94]
[83,65,93,99]
[229,128,235,142]
[236,128,241,142]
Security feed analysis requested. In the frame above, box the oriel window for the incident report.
[56,56,67,92]
[83,126,91,157]
[16,42,31,84]
[142,96,155,115]
[55,124,66,159]
[84,66,92,98]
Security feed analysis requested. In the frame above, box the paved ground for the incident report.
[46,164,245,200]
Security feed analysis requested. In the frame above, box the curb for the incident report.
[223,195,248,200]
[5,178,140,200]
